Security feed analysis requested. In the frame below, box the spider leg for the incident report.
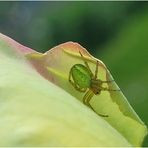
[69,80,86,92]
[69,69,86,92]
[94,60,99,79]
[101,80,115,83]
[69,68,73,82]
[83,89,92,104]
[79,51,93,77]
[83,90,108,117]
[86,92,108,117]
[85,91,94,110]
[101,86,120,91]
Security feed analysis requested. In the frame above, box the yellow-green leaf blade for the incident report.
[27,42,147,146]
[0,33,132,146]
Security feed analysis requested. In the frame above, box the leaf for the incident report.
[27,41,147,146]
[0,33,133,146]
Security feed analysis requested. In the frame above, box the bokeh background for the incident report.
[0,1,148,146]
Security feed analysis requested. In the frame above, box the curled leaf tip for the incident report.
[0,33,147,146]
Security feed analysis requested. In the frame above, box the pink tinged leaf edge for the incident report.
[0,33,35,55]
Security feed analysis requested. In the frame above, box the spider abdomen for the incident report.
[70,64,91,89]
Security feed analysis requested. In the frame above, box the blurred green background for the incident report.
[0,1,148,146]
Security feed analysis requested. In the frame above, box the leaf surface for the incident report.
[27,41,147,146]
[0,33,133,146]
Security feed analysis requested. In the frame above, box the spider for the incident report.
[69,51,119,117]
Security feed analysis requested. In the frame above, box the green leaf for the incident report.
[0,33,133,146]
[27,41,147,146]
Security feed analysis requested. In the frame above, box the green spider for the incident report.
[69,51,119,117]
